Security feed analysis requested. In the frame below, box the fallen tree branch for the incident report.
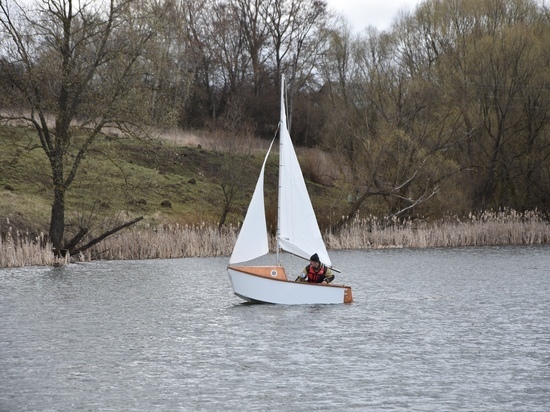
[64,227,89,251]
[69,216,143,256]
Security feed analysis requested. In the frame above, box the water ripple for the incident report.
[1,246,549,411]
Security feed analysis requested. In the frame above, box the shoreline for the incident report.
[2,211,549,268]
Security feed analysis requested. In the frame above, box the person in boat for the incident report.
[295,253,335,284]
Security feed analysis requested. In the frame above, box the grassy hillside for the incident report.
[2,125,549,267]
[0,125,342,241]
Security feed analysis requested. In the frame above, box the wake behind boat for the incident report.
[227,77,353,305]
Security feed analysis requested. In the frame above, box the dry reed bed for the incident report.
[326,210,549,250]
[0,230,59,267]
[1,210,548,268]
[86,223,238,261]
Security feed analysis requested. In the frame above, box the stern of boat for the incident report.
[343,285,353,303]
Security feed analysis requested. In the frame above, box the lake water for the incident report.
[1,246,549,411]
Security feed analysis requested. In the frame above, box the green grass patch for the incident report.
[0,125,277,239]
[0,124,355,245]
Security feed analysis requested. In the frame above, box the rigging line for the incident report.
[273,122,281,140]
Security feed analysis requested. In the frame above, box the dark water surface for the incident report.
[1,246,549,411]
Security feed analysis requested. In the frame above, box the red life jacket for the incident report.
[307,264,327,283]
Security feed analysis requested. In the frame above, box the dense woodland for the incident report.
[1,0,549,254]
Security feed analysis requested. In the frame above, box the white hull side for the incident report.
[227,267,350,305]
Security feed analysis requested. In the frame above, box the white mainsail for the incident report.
[277,79,331,266]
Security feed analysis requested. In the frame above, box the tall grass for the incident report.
[0,227,61,267]
[326,209,550,249]
[1,209,548,268]
[82,222,238,261]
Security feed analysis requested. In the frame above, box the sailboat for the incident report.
[227,78,353,305]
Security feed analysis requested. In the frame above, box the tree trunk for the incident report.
[50,184,66,256]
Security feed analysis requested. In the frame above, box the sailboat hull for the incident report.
[228,266,353,305]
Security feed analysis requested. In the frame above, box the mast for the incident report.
[276,76,285,265]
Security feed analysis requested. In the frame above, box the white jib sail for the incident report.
[229,138,275,264]
[277,80,331,266]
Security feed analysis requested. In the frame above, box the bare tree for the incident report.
[0,0,156,255]
[414,0,550,211]
[234,0,269,95]
[318,18,455,224]
[262,0,329,131]
[143,0,195,126]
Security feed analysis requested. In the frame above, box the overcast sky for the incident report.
[325,0,424,32]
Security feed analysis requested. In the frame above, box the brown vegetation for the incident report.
[2,209,548,268]
[326,209,550,250]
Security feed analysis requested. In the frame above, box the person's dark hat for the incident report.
[310,253,320,262]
